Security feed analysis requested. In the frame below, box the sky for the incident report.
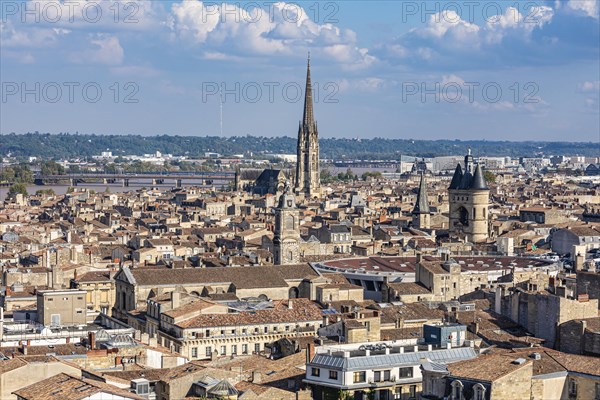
[1,0,599,141]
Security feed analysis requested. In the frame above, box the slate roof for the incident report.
[310,347,477,371]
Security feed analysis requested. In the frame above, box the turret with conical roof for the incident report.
[448,150,490,243]
[412,173,431,229]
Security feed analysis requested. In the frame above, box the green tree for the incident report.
[8,183,28,197]
[362,171,383,181]
[483,170,496,183]
[35,188,56,196]
[0,164,34,183]
[40,160,65,175]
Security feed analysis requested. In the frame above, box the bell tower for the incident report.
[273,183,301,265]
[448,149,490,243]
[295,53,320,198]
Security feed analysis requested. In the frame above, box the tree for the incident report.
[483,170,496,183]
[40,160,65,175]
[8,183,28,197]
[362,171,382,181]
[35,188,56,196]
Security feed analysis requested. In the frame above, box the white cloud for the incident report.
[418,10,480,45]
[70,35,124,65]
[378,5,555,64]
[168,1,374,67]
[485,6,554,44]
[0,19,70,48]
[565,0,599,18]
[338,77,387,93]
[578,81,600,92]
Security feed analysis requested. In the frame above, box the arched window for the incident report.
[458,207,469,226]
[473,383,486,400]
[451,380,463,400]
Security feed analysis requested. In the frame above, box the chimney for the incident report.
[22,344,28,355]
[306,343,316,363]
[88,332,96,350]
[416,252,422,263]
[252,371,262,384]
[171,291,181,309]
[288,300,293,310]
[495,287,502,314]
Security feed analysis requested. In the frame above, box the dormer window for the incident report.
[451,380,463,400]
[473,383,486,400]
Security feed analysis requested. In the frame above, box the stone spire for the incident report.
[303,53,314,128]
[295,53,320,197]
[413,173,430,215]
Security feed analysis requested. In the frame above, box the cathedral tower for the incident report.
[273,183,301,265]
[448,150,490,243]
[295,54,320,197]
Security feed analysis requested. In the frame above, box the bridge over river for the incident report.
[35,171,236,188]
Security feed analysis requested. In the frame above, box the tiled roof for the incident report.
[447,353,531,382]
[12,373,143,400]
[126,264,318,288]
[176,299,322,329]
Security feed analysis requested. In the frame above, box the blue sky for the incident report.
[1,0,599,141]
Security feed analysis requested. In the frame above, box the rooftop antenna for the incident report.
[220,86,223,137]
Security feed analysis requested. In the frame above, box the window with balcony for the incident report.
[353,371,366,383]
[329,371,338,380]
[409,385,416,398]
[311,368,320,377]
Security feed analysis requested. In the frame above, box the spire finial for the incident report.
[468,147,472,156]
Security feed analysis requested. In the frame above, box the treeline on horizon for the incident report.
[1,132,597,160]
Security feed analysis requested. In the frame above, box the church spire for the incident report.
[302,52,314,127]
[413,172,430,215]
